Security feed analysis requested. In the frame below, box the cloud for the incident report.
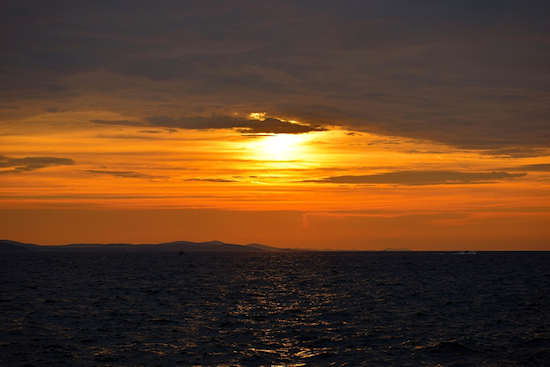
[0,155,74,174]
[91,119,146,127]
[478,147,548,158]
[94,115,326,134]
[305,170,526,186]
[3,1,550,150]
[507,164,550,172]
[144,115,239,130]
[138,130,167,134]
[185,178,238,183]
[94,133,176,141]
[237,118,326,134]
[85,170,162,179]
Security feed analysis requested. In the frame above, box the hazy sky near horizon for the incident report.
[2,1,550,249]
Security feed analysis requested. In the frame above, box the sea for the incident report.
[1,251,549,366]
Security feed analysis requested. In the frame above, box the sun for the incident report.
[248,134,309,161]
[261,134,302,160]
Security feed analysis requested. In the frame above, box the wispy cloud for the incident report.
[478,147,548,158]
[0,155,74,174]
[85,170,163,179]
[506,163,550,172]
[91,119,145,127]
[305,170,526,186]
[185,178,239,183]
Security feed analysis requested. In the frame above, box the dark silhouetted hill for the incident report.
[0,240,38,252]
[246,243,294,252]
[0,240,290,252]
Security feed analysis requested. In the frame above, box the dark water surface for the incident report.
[1,251,550,366]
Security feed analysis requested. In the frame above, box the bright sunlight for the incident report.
[248,134,310,161]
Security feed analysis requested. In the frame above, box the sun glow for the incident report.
[248,112,267,120]
[248,134,310,161]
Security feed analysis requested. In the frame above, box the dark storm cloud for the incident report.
[306,170,526,186]
[2,1,550,149]
[0,155,74,174]
[93,116,326,134]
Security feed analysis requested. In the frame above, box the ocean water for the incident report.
[1,251,549,366]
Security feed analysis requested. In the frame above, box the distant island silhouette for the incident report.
[0,239,294,253]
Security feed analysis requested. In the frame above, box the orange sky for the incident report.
[1,111,549,249]
[2,2,550,249]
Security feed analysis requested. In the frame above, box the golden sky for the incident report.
[2,111,549,249]
[2,2,550,249]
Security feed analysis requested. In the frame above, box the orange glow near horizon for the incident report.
[1,110,550,250]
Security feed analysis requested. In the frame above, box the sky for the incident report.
[1,1,550,249]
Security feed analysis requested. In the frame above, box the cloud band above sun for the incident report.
[92,115,327,135]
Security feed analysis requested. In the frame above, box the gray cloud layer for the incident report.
[0,155,74,174]
[306,170,526,186]
[3,1,550,150]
